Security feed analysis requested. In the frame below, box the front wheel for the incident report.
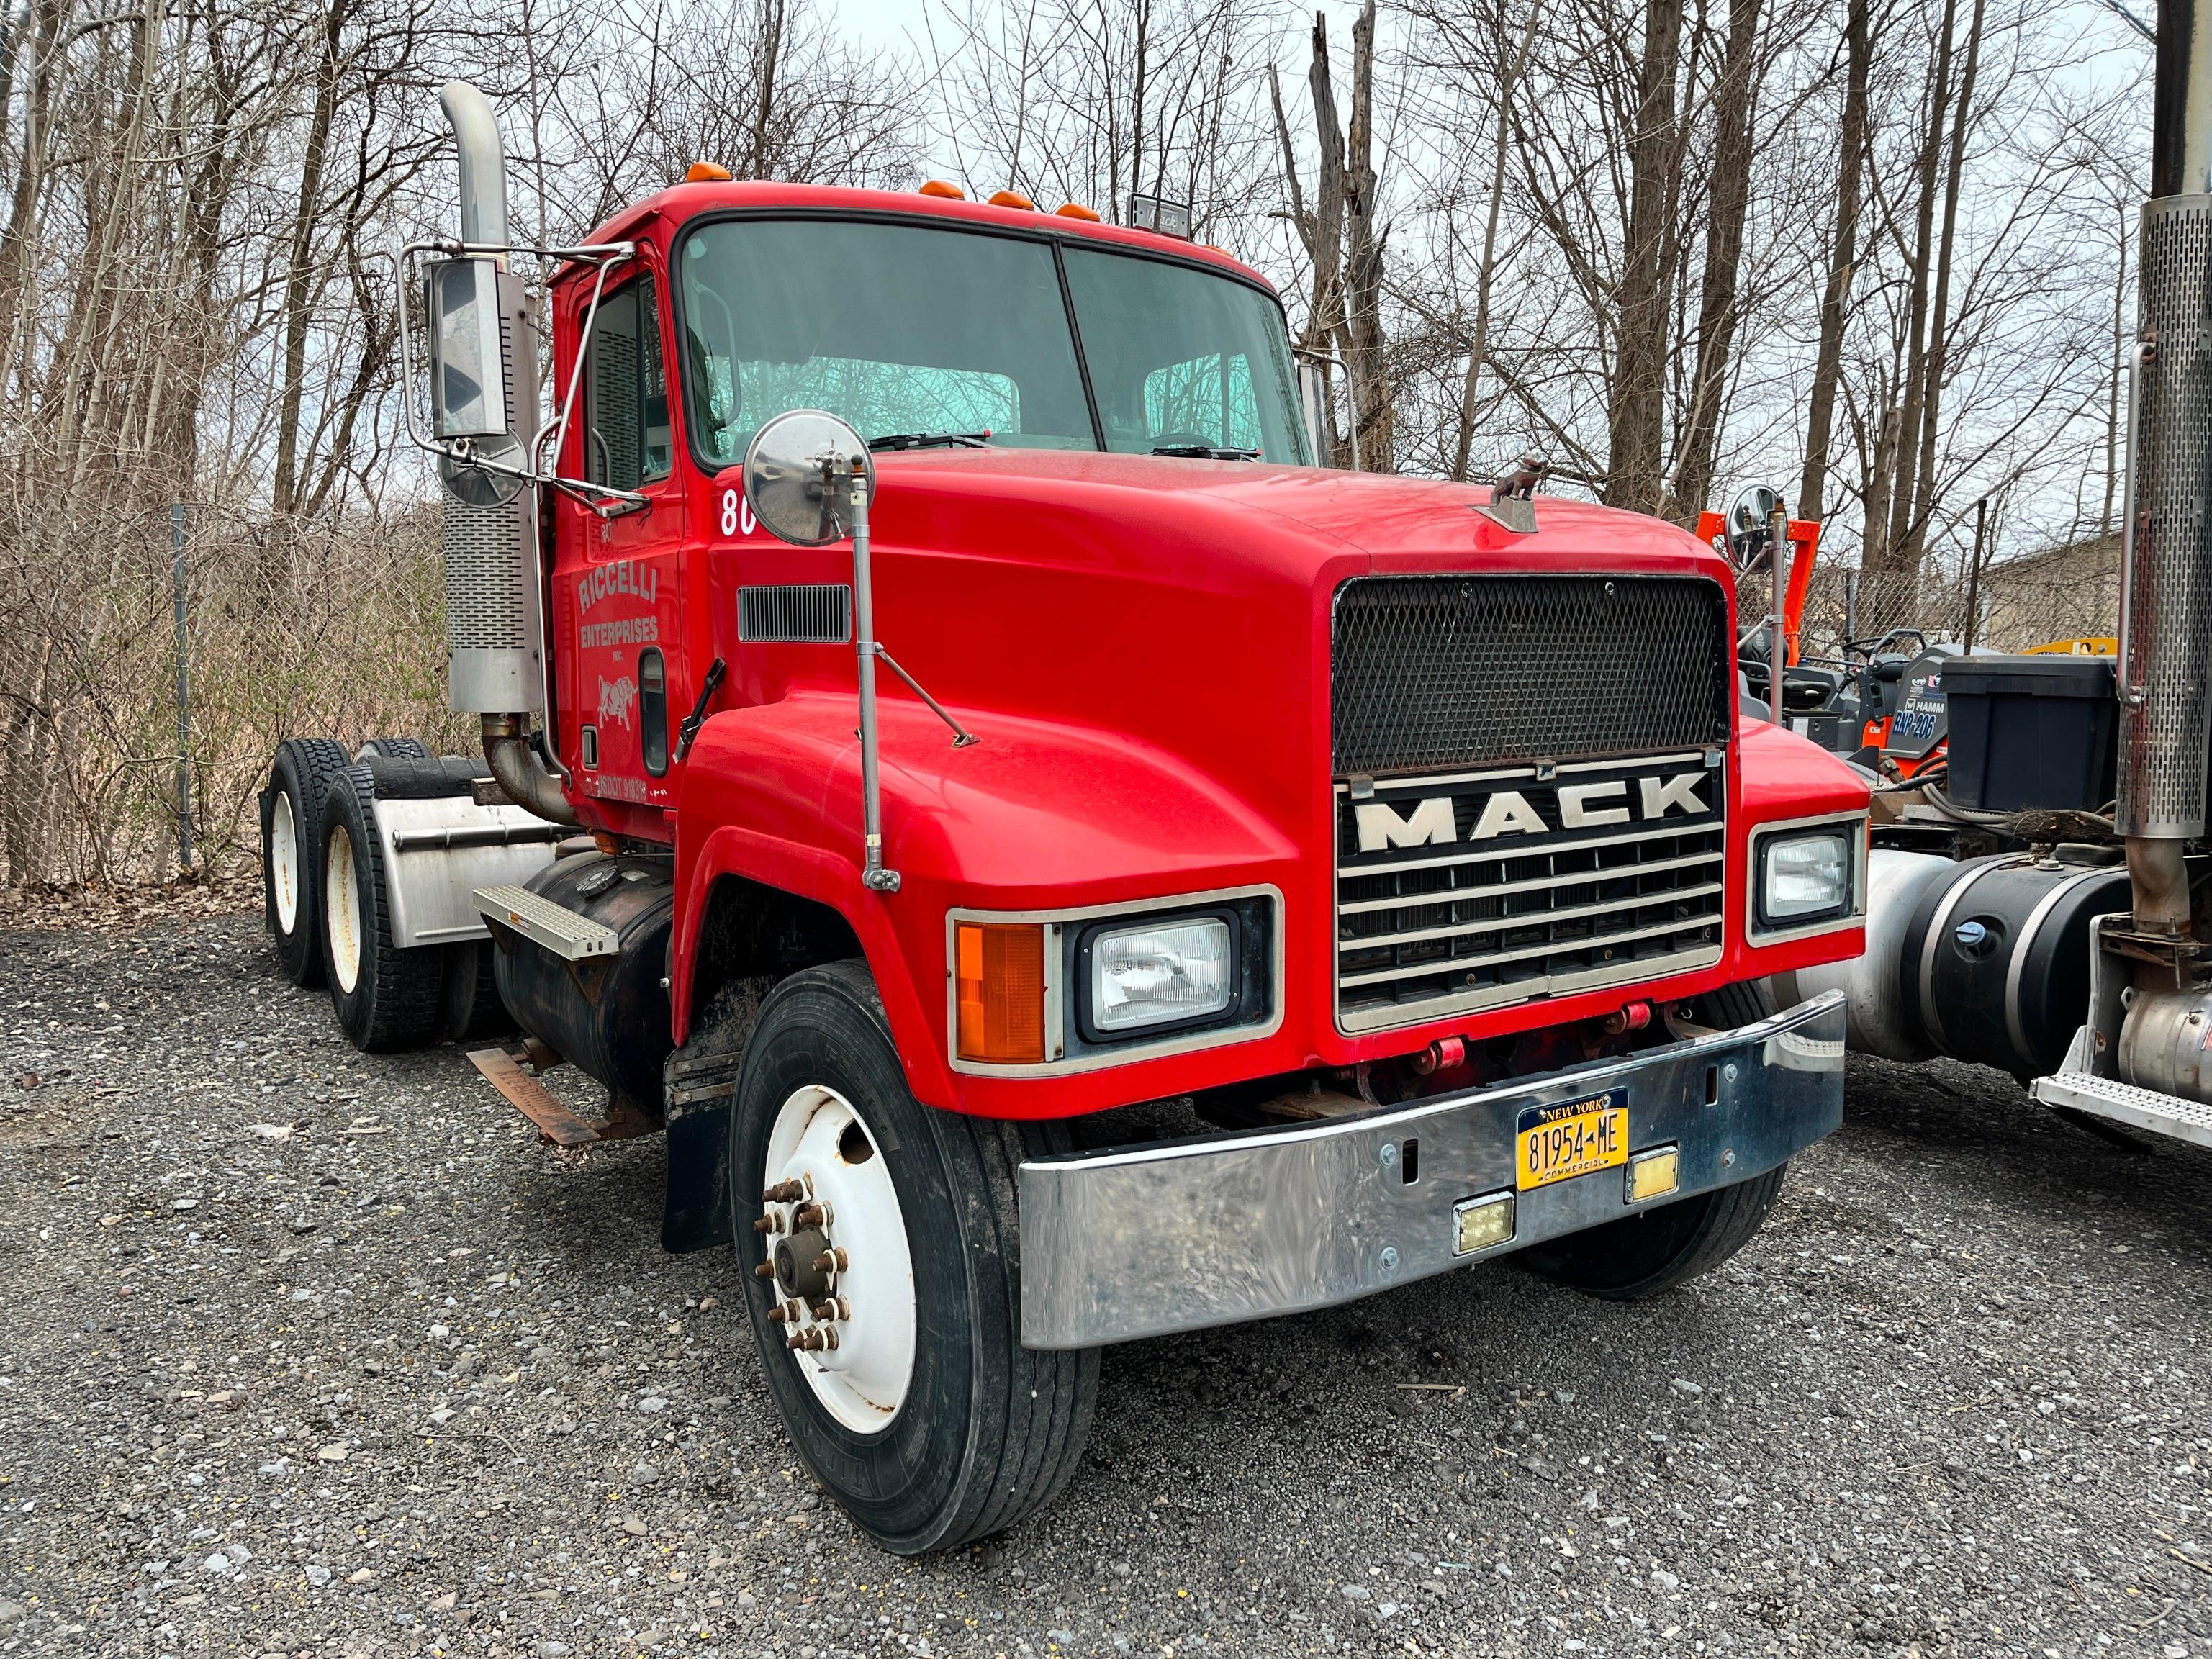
[731,962,1097,1554]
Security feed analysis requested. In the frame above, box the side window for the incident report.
[585,276,671,489]
[1142,352,1262,450]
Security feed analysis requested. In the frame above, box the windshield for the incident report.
[676,217,1309,467]
[1060,246,1306,461]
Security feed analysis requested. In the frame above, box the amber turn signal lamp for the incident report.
[1054,202,1101,221]
[685,161,733,182]
[918,179,965,199]
[955,922,1046,1064]
[988,189,1037,210]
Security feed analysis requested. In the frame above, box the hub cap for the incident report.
[271,791,299,934]
[757,1084,916,1433]
[325,823,361,994]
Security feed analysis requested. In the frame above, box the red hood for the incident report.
[862,447,1726,583]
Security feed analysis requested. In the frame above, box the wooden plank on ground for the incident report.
[467,1046,601,1147]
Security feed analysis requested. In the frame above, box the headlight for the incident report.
[1759,828,1852,925]
[1086,916,1233,1034]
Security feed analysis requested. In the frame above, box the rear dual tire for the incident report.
[261,738,351,986]
[731,963,1097,1555]
[320,765,447,1052]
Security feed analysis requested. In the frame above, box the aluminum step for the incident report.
[471,883,618,961]
[2032,1070,2212,1151]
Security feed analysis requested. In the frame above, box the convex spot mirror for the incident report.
[1725,483,1781,574]
[427,256,508,441]
[743,410,877,547]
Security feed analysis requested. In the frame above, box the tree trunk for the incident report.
[1798,0,1869,524]
[1899,0,1983,580]
[1669,0,1761,523]
[272,0,353,517]
[1339,0,1391,471]
[1605,0,1687,514]
[1869,0,1958,625]
[2104,202,2128,535]
[1451,7,1540,484]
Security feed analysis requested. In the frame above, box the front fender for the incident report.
[672,690,1299,1113]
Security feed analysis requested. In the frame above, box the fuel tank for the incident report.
[1785,848,2128,1080]
[492,851,675,1116]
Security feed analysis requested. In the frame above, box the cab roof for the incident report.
[584,179,1275,293]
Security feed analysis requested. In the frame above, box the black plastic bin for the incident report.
[1943,654,2117,813]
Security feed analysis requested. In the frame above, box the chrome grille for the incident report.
[1331,575,1730,777]
[1335,755,1726,1033]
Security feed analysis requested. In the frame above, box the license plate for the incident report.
[1515,1090,1628,1190]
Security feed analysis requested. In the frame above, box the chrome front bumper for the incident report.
[1016,990,1846,1349]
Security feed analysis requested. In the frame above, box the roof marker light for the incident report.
[918,179,965,199]
[1054,202,1101,222]
[988,189,1037,210]
[685,162,733,182]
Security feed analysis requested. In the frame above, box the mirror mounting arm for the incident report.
[390,236,638,506]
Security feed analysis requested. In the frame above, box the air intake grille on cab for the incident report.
[739,584,853,644]
[1330,574,1731,777]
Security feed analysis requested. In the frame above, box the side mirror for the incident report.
[427,256,509,441]
[1724,482,1781,574]
[742,410,875,546]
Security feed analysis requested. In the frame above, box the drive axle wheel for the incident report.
[731,962,1097,1555]
[319,766,444,1052]
[259,738,349,986]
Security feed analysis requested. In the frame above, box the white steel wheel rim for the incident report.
[270,790,299,934]
[761,1083,916,1434]
[325,823,361,994]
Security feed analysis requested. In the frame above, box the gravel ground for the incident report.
[3,909,2210,1659]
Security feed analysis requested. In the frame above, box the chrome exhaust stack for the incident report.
[433,80,575,823]
[2040,2,2212,1123]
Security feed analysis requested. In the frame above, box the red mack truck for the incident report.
[256,81,1869,1553]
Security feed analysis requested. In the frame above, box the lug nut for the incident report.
[762,1180,804,1203]
[768,1303,791,1323]
[811,1298,851,1321]
[751,1214,777,1234]
[753,1261,776,1280]
[795,1202,830,1229]
[813,1248,848,1274]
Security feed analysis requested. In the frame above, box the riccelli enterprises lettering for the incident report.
[579,616,659,647]
[575,559,659,612]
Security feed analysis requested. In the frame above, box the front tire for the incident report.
[1523,975,1789,1301]
[1520,1164,1787,1300]
[731,962,1098,1554]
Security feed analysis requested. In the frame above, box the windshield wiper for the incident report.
[1151,443,1261,461]
[867,430,992,451]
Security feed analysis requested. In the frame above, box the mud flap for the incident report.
[660,1038,745,1254]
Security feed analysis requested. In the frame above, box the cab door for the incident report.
[563,263,687,813]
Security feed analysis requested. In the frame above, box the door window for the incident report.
[585,276,672,490]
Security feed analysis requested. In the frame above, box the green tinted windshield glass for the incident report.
[1061,247,1308,463]
[678,220,1093,464]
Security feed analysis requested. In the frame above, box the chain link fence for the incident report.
[1,502,473,889]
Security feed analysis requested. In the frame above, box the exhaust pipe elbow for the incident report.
[439,80,508,250]
[2124,834,2192,936]
[482,714,578,825]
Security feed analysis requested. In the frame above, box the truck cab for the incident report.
[263,82,1870,1556]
